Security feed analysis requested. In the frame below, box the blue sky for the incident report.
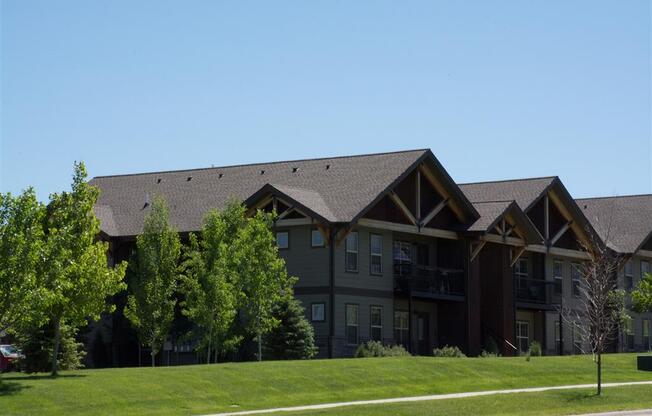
[1,1,650,201]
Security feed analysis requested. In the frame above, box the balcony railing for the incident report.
[515,277,551,304]
[394,263,465,298]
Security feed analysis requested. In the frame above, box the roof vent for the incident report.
[218,173,223,179]
[292,167,299,173]
[260,169,265,175]
[143,193,151,209]
[187,176,192,182]
[325,164,330,170]
[156,178,161,184]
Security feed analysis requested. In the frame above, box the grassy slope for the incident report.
[298,385,652,416]
[0,353,651,416]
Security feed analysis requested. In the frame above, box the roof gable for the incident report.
[577,194,652,253]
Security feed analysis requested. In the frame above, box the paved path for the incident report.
[572,411,652,416]
[200,381,652,416]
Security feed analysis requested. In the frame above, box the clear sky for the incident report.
[1,1,650,201]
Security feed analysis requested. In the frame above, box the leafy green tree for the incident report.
[181,205,243,363]
[40,162,127,375]
[233,210,296,361]
[125,196,181,367]
[0,188,45,336]
[632,273,652,314]
[263,296,317,360]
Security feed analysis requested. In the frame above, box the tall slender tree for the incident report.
[41,162,127,375]
[233,210,296,361]
[0,188,46,337]
[125,196,181,367]
[180,204,243,363]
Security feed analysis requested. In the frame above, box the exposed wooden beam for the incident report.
[389,191,417,225]
[548,190,591,249]
[246,195,273,216]
[510,245,527,267]
[526,244,591,260]
[335,226,354,247]
[481,233,524,247]
[316,224,330,246]
[550,221,573,247]
[544,195,550,242]
[276,207,295,220]
[637,249,652,259]
[416,170,421,221]
[419,198,449,227]
[357,218,459,240]
[275,218,313,227]
[470,240,487,262]
[418,164,466,222]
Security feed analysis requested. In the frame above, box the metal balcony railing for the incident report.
[515,277,551,304]
[393,263,465,297]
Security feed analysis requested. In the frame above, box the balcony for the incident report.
[394,263,465,300]
[515,277,551,305]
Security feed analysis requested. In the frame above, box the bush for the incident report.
[355,341,410,358]
[480,350,500,358]
[432,345,466,358]
[17,322,86,373]
[484,336,499,355]
[528,341,542,357]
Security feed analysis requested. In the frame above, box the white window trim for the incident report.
[345,304,359,345]
[516,320,529,352]
[311,303,325,322]
[276,231,289,250]
[370,306,383,341]
[345,232,359,272]
[370,234,383,275]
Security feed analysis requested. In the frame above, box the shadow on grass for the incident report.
[1,373,86,381]
[0,380,29,396]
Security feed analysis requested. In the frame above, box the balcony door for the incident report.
[414,311,430,355]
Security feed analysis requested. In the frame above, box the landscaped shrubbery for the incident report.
[528,341,542,357]
[432,345,466,357]
[355,341,410,357]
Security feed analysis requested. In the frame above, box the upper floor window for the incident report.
[642,261,650,278]
[370,306,383,341]
[515,258,528,279]
[345,232,359,272]
[370,234,383,275]
[276,231,289,249]
[311,229,324,247]
[625,260,634,290]
[393,241,412,263]
[553,260,563,295]
[571,263,581,298]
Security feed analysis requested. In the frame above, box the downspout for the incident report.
[328,226,336,359]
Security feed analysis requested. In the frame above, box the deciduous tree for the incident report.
[125,196,181,367]
[41,162,127,375]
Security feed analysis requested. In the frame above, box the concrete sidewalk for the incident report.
[200,380,652,416]
[572,411,652,416]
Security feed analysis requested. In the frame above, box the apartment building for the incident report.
[88,149,650,366]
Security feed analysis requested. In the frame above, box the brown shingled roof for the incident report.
[90,149,466,237]
[459,176,557,210]
[577,194,652,254]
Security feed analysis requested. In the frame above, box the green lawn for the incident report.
[0,353,650,415]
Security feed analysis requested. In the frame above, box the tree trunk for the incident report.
[257,314,262,362]
[51,317,61,376]
[151,350,156,367]
[597,352,602,395]
[206,337,212,365]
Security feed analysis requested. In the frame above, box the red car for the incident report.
[0,344,22,372]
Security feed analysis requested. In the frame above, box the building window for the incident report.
[516,320,530,353]
[643,319,651,351]
[553,260,563,295]
[555,321,561,353]
[642,261,651,279]
[370,234,383,275]
[572,326,583,354]
[345,232,359,272]
[393,241,412,263]
[394,311,409,347]
[515,258,528,292]
[625,260,634,290]
[345,304,359,345]
[370,306,383,341]
[311,229,325,247]
[311,303,325,322]
[276,231,289,249]
[625,319,634,351]
[571,263,581,298]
